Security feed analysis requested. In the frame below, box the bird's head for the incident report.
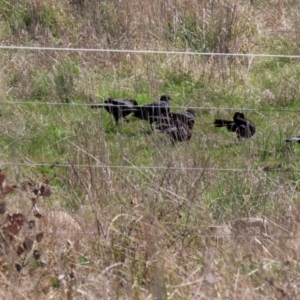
[129,99,138,106]
[160,95,172,102]
[105,98,113,104]
[186,108,196,115]
[233,112,245,119]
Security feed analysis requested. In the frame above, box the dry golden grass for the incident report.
[1,0,300,299]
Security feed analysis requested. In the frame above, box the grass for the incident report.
[1,0,300,299]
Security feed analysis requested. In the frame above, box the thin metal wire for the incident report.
[19,229,299,239]
[1,45,300,58]
[0,47,298,174]
[1,100,300,113]
[0,162,299,173]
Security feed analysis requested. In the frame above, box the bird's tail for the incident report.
[285,136,300,143]
[214,119,232,127]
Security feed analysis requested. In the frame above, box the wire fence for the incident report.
[1,45,300,174]
[20,230,300,240]
[1,45,300,59]
[1,100,300,113]
[1,45,300,113]
[0,162,299,173]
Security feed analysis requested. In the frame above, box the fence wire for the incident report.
[1,45,300,59]
[1,44,299,173]
[1,100,300,113]
[0,162,299,173]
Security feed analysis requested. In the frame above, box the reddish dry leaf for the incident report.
[23,180,51,198]
[40,185,51,197]
[36,232,44,243]
[0,171,17,195]
[17,236,33,256]
[15,263,22,272]
[0,171,6,192]
[33,249,40,260]
[23,237,33,252]
[7,213,25,227]
[3,184,17,195]
[3,223,22,236]
[2,213,25,236]
[33,206,43,218]
[17,245,25,256]
[0,201,6,214]
[33,188,39,196]
[41,285,50,294]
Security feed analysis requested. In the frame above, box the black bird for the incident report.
[156,108,196,130]
[214,112,256,140]
[170,108,196,130]
[133,95,171,130]
[158,119,193,143]
[156,108,196,142]
[91,98,137,125]
[285,136,300,143]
